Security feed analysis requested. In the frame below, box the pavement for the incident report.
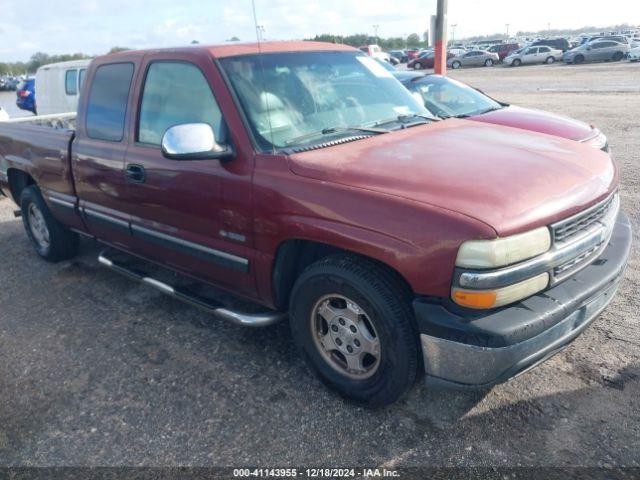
[0,61,639,468]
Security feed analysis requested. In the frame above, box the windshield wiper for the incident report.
[456,106,503,118]
[372,113,439,128]
[284,125,388,146]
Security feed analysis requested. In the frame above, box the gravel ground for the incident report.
[0,61,639,468]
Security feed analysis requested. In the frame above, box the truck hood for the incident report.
[470,105,597,142]
[287,119,617,236]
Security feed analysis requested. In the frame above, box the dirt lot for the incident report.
[1,61,639,468]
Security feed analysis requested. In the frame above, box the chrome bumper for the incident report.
[418,211,631,387]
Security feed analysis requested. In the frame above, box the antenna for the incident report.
[251,0,276,154]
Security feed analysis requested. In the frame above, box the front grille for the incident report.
[552,194,616,243]
[554,244,600,276]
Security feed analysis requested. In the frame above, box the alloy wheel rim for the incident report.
[28,203,50,249]
[310,294,381,380]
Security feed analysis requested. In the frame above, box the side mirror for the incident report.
[161,123,234,161]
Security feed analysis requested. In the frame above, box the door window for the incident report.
[138,61,225,146]
[86,63,135,142]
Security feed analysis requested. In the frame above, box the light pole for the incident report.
[451,24,457,44]
[547,22,551,36]
[373,24,380,43]
[505,23,510,39]
[256,25,265,41]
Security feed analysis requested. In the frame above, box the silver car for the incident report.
[505,46,563,66]
[447,50,499,69]
[563,40,629,64]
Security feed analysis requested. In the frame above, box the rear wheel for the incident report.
[20,186,79,262]
[484,58,494,67]
[545,56,555,64]
[612,51,624,61]
[451,61,461,69]
[512,58,522,67]
[289,254,420,407]
[413,61,423,70]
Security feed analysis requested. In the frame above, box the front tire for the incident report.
[484,59,494,67]
[612,51,624,61]
[545,56,555,64]
[512,58,522,67]
[20,185,79,262]
[289,254,420,407]
[413,61,423,70]
[574,54,585,64]
[451,61,461,69]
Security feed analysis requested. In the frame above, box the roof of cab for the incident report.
[101,41,356,61]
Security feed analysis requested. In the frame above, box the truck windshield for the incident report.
[220,51,431,150]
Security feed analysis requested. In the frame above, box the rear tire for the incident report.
[485,59,494,67]
[612,51,624,61]
[413,62,423,70]
[20,185,79,262]
[451,61,461,69]
[512,59,522,67]
[545,56,555,64]
[289,254,420,408]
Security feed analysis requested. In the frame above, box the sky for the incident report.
[0,0,639,62]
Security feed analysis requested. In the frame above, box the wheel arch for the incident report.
[271,238,413,311]
[7,168,36,203]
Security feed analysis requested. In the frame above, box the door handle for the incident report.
[125,164,146,183]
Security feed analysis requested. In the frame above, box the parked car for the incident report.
[389,50,408,63]
[629,45,640,62]
[505,46,563,66]
[405,48,420,60]
[35,59,90,116]
[408,51,454,70]
[563,40,629,64]
[531,38,571,52]
[357,44,392,63]
[394,71,609,150]
[447,47,467,57]
[448,50,499,68]
[580,35,629,46]
[0,42,631,407]
[15,77,36,114]
[487,43,520,60]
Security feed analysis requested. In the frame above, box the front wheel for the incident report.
[413,61,423,70]
[289,254,420,407]
[612,51,624,61]
[451,61,461,69]
[485,59,494,67]
[545,56,555,64]
[20,185,79,262]
[512,58,522,67]
[574,54,585,64]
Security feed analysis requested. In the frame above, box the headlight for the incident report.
[583,131,608,150]
[452,273,549,309]
[455,226,551,269]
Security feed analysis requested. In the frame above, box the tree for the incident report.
[227,36,241,42]
[108,47,130,54]
[406,33,421,47]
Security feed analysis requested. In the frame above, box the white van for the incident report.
[35,59,91,116]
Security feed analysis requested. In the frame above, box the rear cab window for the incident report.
[86,63,135,141]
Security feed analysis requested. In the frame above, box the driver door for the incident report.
[120,52,258,297]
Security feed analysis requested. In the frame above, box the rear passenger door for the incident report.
[73,59,140,249]
[119,52,257,297]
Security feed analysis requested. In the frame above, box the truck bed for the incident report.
[0,112,77,201]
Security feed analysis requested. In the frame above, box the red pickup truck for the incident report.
[0,42,631,407]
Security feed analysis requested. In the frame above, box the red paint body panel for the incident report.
[0,42,618,308]
[288,119,617,237]
[470,105,597,142]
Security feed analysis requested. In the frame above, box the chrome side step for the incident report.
[98,251,286,327]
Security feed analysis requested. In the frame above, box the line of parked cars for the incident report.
[0,75,22,91]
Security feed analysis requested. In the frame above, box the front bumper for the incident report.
[414,211,632,387]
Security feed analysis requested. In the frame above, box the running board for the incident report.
[98,251,286,327]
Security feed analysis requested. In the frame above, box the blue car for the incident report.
[16,77,36,114]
